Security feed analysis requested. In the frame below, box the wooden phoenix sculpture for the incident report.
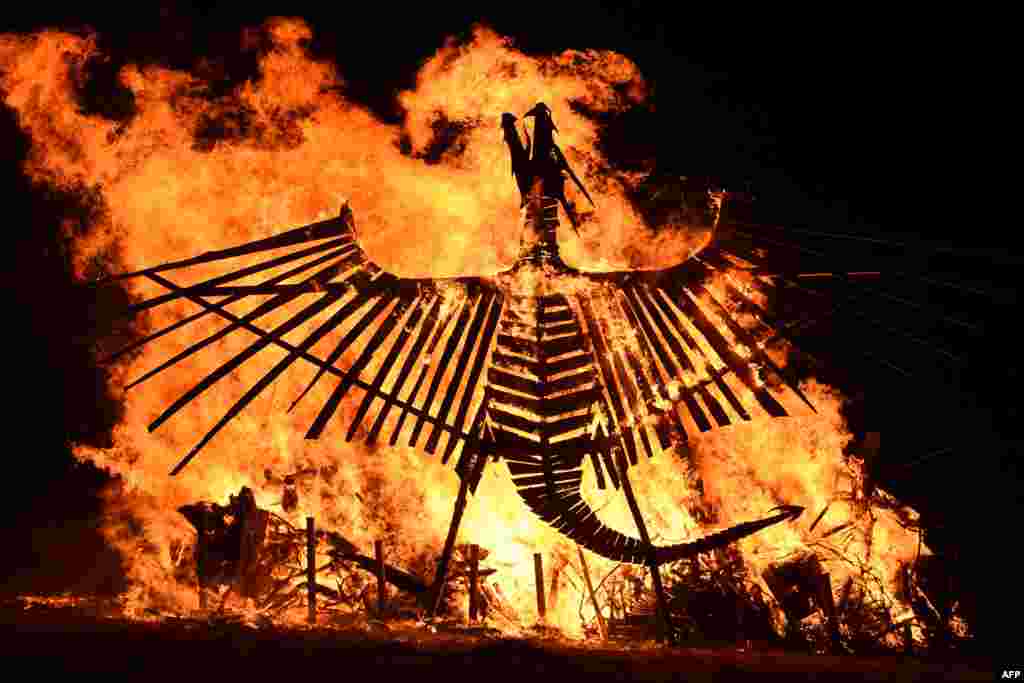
[105,103,814,571]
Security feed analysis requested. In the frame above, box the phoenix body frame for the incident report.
[104,104,813,566]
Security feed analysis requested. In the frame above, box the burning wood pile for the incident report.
[175,486,517,628]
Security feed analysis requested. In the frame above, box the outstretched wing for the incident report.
[104,204,503,480]
[553,253,817,489]
[566,213,1006,486]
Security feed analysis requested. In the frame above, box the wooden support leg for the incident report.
[616,450,674,645]
[376,540,387,617]
[307,516,316,625]
[468,544,480,622]
[577,544,608,641]
[534,553,546,622]
[430,453,488,617]
[197,510,207,610]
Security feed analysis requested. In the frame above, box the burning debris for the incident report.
[174,486,519,628]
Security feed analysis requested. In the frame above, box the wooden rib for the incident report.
[592,292,654,464]
[104,245,351,365]
[304,293,411,440]
[667,283,786,418]
[454,385,493,489]
[575,294,639,467]
[346,295,431,442]
[640,286,731,428]
[441,294,504,464]
[141,273,474,463]
[127,254,362,390]
[655,284,753,421]
[388,293,464,446]
[367,296,442,443]
[426,290,496,455]
[124,237,354,316]
[614,289,683,449]
[621,286,705,436]
[291,291,397,416]
[589,452,607,489]
[155,288,345,443]
[106,212,352,282]
[408,292,478,448]
[605,298,669,451]
[168,293,396,476]
[691,280,815,413]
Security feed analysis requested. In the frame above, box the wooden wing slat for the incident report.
[575,294,641,467]
[620,286,708,434]
[128,252,364,390]
[639,286,733,428]
[107,210,353,282]
[442,294,504,464]
[106,245,351,365]
[347,295,431,442]
[425,290,497,455]
[389,292,466,446]
[407,292,477,448]
[304,291,414,439]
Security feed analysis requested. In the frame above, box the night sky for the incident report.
[1,2,1015,653]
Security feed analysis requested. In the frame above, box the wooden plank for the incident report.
[159,290,347,472]
[426,290,497,455]
[389,294,465,446]
[307,517,316,624]
[575,294,639,467]
[346,295,429,441]
[108,210,353,283]
[366,295,442,443]
[642,286,733,428]
[667,283,786,418]
[114,240,352,351]
[144,274,473,471]
[619,287,695,439]
[297,292,403,430]
[630,286,716,432]
[127,254,360,390]
[408,292,478,449]
[442,295,503,464]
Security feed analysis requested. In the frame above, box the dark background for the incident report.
[1,1,1014,656]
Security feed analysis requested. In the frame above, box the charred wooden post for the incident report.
[430,453,488,617]
[534,553,546,621]
[577,544,607,640]
[306,516,316,624]
[862,432,880,499]
[468,543,480,622]
[197,508,207,610]
[375,540,387,617]
[816,571,841,652]
[616,450,673,644]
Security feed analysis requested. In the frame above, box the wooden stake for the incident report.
[197,510,207,610]
[616,450,673,644]
[534,553,546,621]
[375,539,387,617]
[306,516,316,624]
[468,543,480,622]
[577,545,607,641]
[430,453,488,617]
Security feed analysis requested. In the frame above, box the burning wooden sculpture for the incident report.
[103,103,820,633]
